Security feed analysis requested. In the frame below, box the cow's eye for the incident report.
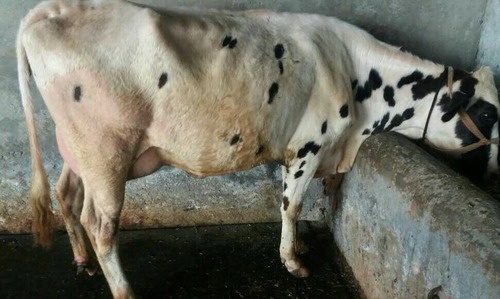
[482,112,496,120]
[480,112,497,125]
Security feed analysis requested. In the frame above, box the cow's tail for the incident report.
[16,14,56,249]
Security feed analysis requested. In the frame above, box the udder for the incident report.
[56,128,80,176]
[127,147,164,179]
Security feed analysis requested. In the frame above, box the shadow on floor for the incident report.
[0,222,361,298]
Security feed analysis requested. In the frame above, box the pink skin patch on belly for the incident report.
[56,129,80,176]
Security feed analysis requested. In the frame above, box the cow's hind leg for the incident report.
[80,172,133,298]
[280,145,322,278]
[55,163,98,275]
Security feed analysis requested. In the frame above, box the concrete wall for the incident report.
[331,134,500,299]
[0,0,497,233]
[477,0,500,87]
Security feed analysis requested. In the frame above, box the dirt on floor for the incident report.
[0,222,362,299]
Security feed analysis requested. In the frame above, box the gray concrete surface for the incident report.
[477,0,500,86]
[1,0,496,233]
[331,133,500,299]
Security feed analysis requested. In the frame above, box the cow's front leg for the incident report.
[321,173,344,196]
[55,163,98,275]
[321,173,345,212]
[280,149,320,278]
[336,126,368,173]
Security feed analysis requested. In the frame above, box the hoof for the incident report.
[290,267,310,278]
[85,262,99,276]
[336,161,352,174]
[73,259,87,275]
[284,259,310,278]
[76,265,86,275]
[74,260,99,276]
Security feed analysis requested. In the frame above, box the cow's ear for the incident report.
[439,71,480,122]
[459,76,479,98]
[440,91,472,122]
[473,66,494,86]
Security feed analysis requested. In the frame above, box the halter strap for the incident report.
[421,67,450,142]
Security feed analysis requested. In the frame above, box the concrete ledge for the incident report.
[0,164,326,233]
[330,133,500,299]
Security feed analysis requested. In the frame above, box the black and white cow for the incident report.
[17,0,498,297]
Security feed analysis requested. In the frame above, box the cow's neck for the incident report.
[348,39,450,141]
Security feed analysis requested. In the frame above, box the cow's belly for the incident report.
[128,141,271,179]
[143,93,284,177]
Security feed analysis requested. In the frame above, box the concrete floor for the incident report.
[0,222,361,298]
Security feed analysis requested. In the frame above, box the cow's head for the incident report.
[428,67,499,178]
[458,68,499,179]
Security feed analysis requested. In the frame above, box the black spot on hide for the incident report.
[397,71,423,88]
[294,170,304,179]
[230,134,241,145]
[268,83,279,104]
[228,38,238,49]
[412,72,445,100]
[411,69,470,101]
[383,86,396,107]
[369,69,383,89]
[371,113,390,134]
[351,79,358,90]
[371,109,415,134]
[274,44,285,59]
[222,35,232,47]
[283,196,289,210]
[340,104,349,118]
[321,121,328,134]
[383,108,415,132]
[158,73,168,88]
[73,86,82,102]
[355,69,383,103]
[402,108,415,120]
[297,142,322,159]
